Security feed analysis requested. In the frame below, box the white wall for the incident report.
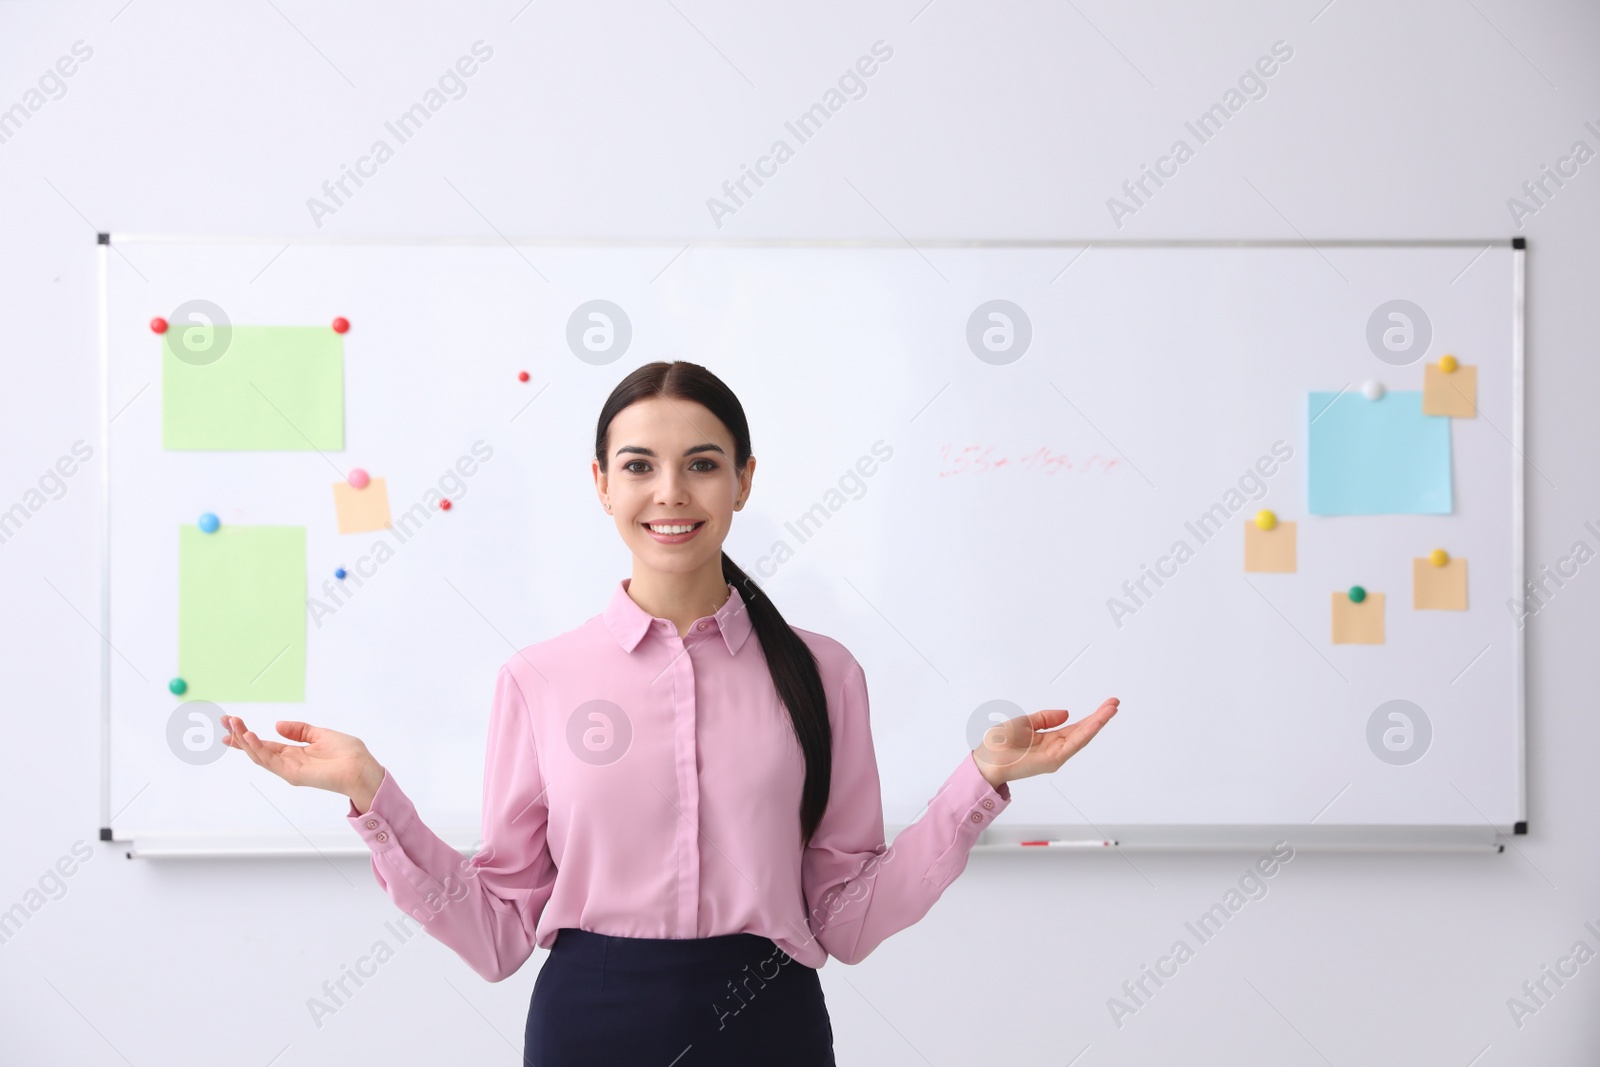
[3,1,1597,1063]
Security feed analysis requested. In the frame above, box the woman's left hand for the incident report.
[971,698,1120,789]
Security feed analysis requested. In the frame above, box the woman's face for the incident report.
[594,396,754,577]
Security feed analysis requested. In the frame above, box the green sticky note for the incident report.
[178,525,306,702]
[163,325,345,450]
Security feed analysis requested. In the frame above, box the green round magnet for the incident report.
[1348,585,1367,604]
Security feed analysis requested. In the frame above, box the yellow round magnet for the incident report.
[1439,354,1458,373]
[1429,548,1449,567]
[1255,509,1277,531]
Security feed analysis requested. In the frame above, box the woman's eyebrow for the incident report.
[615,443,726,458]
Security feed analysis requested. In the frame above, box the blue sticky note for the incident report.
[1308,390,1452,515]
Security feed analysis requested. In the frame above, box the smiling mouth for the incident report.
[642,521,705,534]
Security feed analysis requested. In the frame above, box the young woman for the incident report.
[222,360,1119,1065]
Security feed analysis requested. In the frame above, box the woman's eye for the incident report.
[625,459,716,474]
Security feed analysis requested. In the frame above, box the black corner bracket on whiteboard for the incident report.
[98,232,109,245]
[1513,236,1526,248]
[1514,821,1528,834]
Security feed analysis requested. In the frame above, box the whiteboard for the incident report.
[99,236,1524,855]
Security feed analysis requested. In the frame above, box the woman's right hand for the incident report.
[221,715,387,814]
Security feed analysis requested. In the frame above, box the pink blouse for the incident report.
[346,577,1011,981]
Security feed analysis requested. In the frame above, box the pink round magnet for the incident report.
[348,468,370,489]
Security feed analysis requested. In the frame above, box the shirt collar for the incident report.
[603,577,754,656]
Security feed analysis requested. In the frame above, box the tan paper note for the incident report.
[1244,520,1297,572]
[1413,557,1467,610]
[332,476,392,534]
[1332,591,1385,644]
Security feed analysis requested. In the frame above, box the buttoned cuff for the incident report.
[923,752,1013,888]
[958,750,1011,828]
[346,768,415,854]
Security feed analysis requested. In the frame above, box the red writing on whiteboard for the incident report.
[938,445,1121,478]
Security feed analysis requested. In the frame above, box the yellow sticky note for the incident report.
[1413,557,1467,610]
[332,476,392,534]
[1332,591,1385,644]
[1244,520,1296,572]
[1422,362,1477,417]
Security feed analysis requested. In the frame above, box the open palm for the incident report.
[221,714,383,804]
[972,698,1120,787]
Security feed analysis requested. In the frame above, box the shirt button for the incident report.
[365,819,378,829]
[376,831,389,843]
[970,811,983,823]
[982,799,995,810]
[698,621,708,631]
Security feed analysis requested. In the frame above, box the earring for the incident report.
[603,503,612,513]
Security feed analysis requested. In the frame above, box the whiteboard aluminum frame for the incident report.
[98,234,1528,856]
[123,823,1505,859]
[1511,240,1528,835]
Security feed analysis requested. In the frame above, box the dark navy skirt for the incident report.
[524,927,836,1066]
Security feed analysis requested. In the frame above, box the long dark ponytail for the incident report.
[594,361,833,848]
